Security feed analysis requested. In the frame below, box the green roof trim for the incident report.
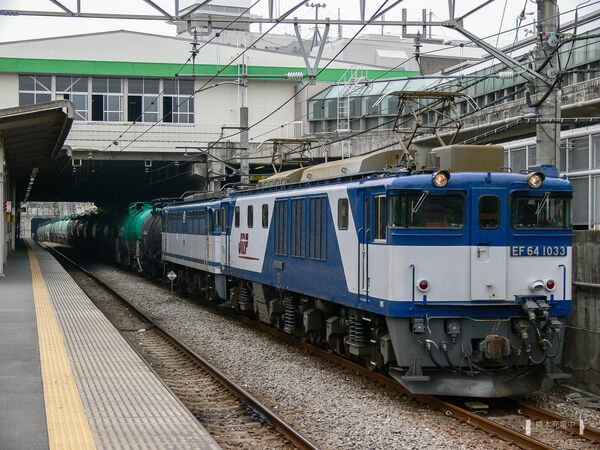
[0,57,417,82]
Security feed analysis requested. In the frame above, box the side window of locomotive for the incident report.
[214,208,221,229]
[262,204,268,228]
[235,206,240,228]
[374,195,387,241]
[247,205,254,228]
[337,198,349,230]
[221,208,226,230]
[478,195,500,229]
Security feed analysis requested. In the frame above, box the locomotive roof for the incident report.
[163,170,571,211]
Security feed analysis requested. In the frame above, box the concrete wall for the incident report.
[0,73,18,110]
[562,231,600,394]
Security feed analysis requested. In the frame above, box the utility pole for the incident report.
[533,0,560,167]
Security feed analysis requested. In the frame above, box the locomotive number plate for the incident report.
[510,245,567,257]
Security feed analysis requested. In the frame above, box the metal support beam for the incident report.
[179,0,213,19]
[0,9,447,25]
[360,0,366,23]
[48,0,74,15]
[142,0,173,19]
[443,22,546,84]
[294,21,330,84]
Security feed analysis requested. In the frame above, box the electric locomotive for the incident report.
[158,146,572,397]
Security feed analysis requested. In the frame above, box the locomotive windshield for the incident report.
[388,193,465,229]
[511,193,572,229]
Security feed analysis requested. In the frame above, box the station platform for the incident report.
[0,240,219,449]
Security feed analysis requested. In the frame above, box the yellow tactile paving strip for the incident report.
[27,246,97,450]
[27,241,220,449]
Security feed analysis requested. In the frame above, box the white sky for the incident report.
[0,1,591,46]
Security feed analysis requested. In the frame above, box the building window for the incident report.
[163,78,194,124]
[91,77,122,121]
[570,177,589,227]
[274,200,287,256]
[290,198,306,258]
[262,204,268,228]
[247,205,253,228]
[128,78,159,122]
[56,76,88,121]
[337,198,349,230]
[309,197,327,260]
[569,137,589,172]
[19,75,51,106]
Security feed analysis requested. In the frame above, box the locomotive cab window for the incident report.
[338,198,349,230]
[234,206,240,228]
[262,204,268,228]
[374,195,386,241]
[247,205,254,228]
[388,192,465,229]
[512,193,572,229]
[478,195,500,229]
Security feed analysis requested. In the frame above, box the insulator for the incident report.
[286,71,305,81]
[498,71,515,79]
[348,310,368,344]
[283,297,298,334]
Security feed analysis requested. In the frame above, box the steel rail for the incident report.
[42,244,319,450]
[509,400,600,444]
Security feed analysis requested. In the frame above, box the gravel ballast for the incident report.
[64,249,599,449]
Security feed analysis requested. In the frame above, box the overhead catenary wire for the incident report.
[148,1,600,181]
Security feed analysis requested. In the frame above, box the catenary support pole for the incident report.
[534,0,560,167]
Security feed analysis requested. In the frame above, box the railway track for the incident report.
[45,244,318,450]
[46,244,600,450]
[233,313,600,450]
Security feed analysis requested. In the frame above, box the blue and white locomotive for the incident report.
[161,146,572,397]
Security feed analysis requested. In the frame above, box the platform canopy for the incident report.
[0,101,73,202]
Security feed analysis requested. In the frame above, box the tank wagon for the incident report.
[37,146,573,397]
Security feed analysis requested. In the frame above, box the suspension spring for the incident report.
[239,284,251,310]
[283,297,298,334]
[349,310,368,344]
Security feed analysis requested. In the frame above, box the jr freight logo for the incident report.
[238,233,249,255]
[238,233,259,260]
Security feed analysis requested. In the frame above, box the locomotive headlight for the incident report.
[527,171,545,188]
[432,170,450,187]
